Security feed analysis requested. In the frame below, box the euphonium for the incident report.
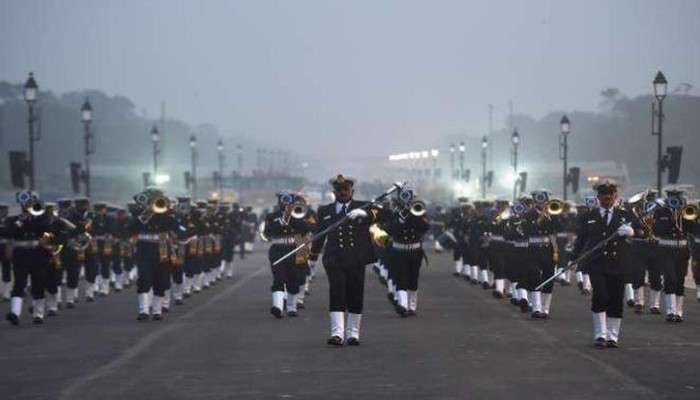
[681,204,698,221]
[138,194,170,224]
[546,198,565,215]
[27,200,45,217]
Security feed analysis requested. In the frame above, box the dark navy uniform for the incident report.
[571,181,634,347]
[310,175,379,346]
[263,195,315,318]
[383,208,429,316]
[0,204,13,301]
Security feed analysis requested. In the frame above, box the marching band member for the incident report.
[520,190,562,319]
[383,186,429,317]
[447,199,471,278]
[310,175,380,346]
[571,181,634,348]
[503,198,531,310]
[5,191,63,325]
[263,191,316,318]
[91,202,115,297]
[1,203,14,302]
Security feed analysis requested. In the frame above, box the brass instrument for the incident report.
[27,200,45,217]
[293,233,313,266]
[409,200,427,217]
[290,202,309,220]
[138,194,170,224]
[681,204,698,221]
[545,198,565,216]
[39,232,63,256]
[369,223,391,248]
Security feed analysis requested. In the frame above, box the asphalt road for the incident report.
[0,247,698,400]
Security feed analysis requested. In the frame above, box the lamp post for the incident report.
[431,149,439,180]
[653,71,668,192]
[189,134,198,199]
[81,98,94,197]
[559,115,570,200]
[150,125,160,179]
[511,129,520,200]
[459,141,465,181]
[217,139,224,196]
[23,72,39,190]
[481,136,488,199]
[449,144,455,180]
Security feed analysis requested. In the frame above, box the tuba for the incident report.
[409,200,427,217]
[681,204,698,221]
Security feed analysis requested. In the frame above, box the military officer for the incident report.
[571,181,634,348]
[310,175,380,346]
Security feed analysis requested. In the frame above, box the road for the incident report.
[0,246,698,400]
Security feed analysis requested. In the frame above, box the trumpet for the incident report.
[681,204,698,221]
[545,198,565,215]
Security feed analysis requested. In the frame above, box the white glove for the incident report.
[307,259,317,268]
[616,224,634,237]
[347,209,368,220]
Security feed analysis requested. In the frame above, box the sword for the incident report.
[534,232,621,291]
[272,182,404,267]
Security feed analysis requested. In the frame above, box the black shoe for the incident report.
[594,337,607,349]
[297,303,305,310]
[541,312,549,320]
[470,279,478,285]
[577,282,584,291]
[407,310,417,317]
[650,307,661,315]
[492,291,504,299]
[665,313,675,322]
[634,304,643,314]
[581,289,591,296]
[510,298,519,306]
[397,306,408,318]
[626,299,635,308]
[183,292,191,298]
[137,313,150,321]
[305,289,311,295]
[66,302,75,309]
[28,306,33,314]
[452,272,460,277]
[175,299,184,306]
[114,288,122,293]
[605,340,619,348]
[327,336,344,346]
[287,310,298,318]
[673,314,683,323]
[519,299,529,313]
[531,311,544,319]
[346,337,360,346]
[47,310,58,317]
[270,307,283,319]
[481,282,490,290]
[86,296,95,303]
[1,297,9,303]
[98,292,107,297]
[152,314,163,321]
[560,280,571,287]
[6,312,19,326]
[162,307,170,314]
[32,317,44,324]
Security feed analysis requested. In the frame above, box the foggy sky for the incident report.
[1,0,699,162]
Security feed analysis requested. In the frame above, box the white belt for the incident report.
[392,242,422,251]
[92,235,110,240]
[0,239,10,244]
[657,239,687,247]
[694,237,700,244]
[490,235,504,241]
[528,237,551,244]
[556,233,568,238]
[511,241,529,248]
[137,234,162,242]
[13,240,40,248]
[271,237,296,245]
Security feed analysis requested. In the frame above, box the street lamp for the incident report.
[431,149,439,179]
[559,115,570,200]
[511,129,520,200]
[81,98,95,197]
[481,136,488,199]
[450,144,456,180]
[653,71,668,192]
[189,134,198,198]
[150,125,160,178]
[217,139,224,196]
[23,72,39,190]
[459,141,465,181]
